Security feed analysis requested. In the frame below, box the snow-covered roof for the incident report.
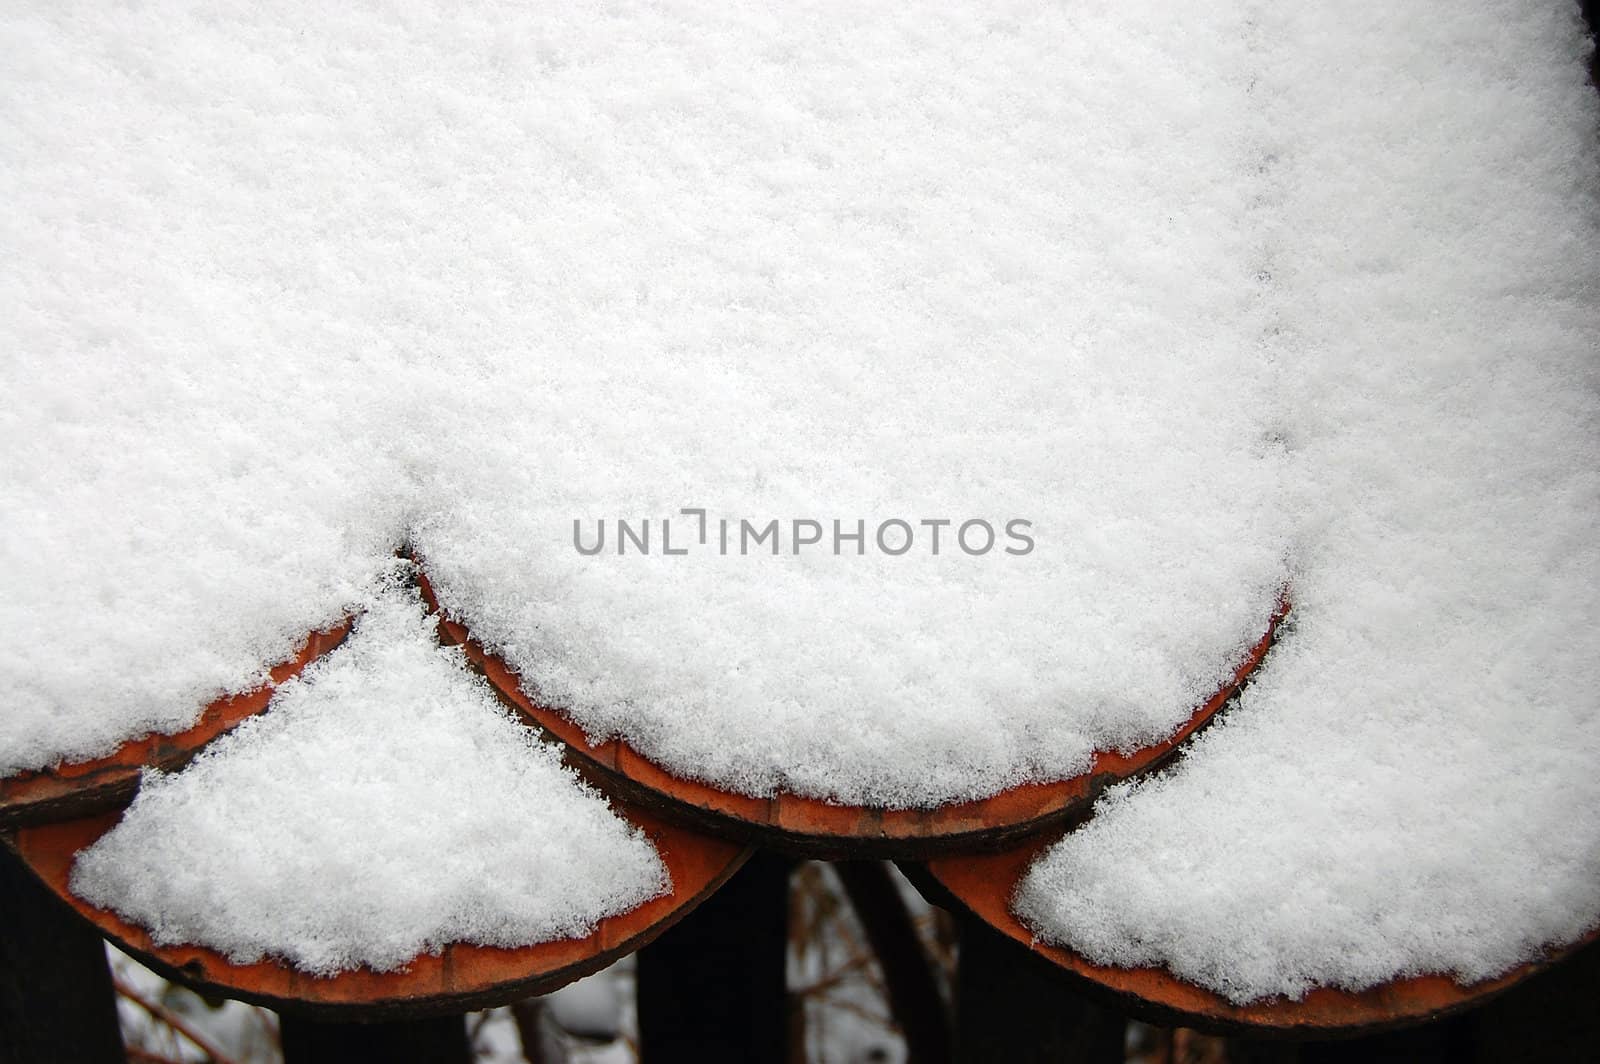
[3,0,1597,1021]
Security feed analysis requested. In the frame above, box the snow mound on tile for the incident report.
[403,0,1291,807]
[3,0,1288,805]
[0,344,407,777]
[12,0,1600,1006]
[70,582,670,976]
[1015,1,1600,1003]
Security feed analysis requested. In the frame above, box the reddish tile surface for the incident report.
[924,834,1600,1036]
[418,568,1289,858]
[9,801,748,1019]
[0,621,354,829]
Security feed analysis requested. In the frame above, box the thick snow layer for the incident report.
[1015,2,1600,1003]
[2,0,1288,804]
[393,0,1294,806]
[70,583,670,975]
[6,0,1600,1001]
[0,349,407,777]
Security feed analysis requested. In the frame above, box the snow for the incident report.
[3,0,1598,1003]
[70,581,670,975]
[1013,1,1600,1004]
[3,0,1287,807]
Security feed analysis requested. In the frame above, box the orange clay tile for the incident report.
[417,568,1289,859]
[0,620,354,829]
[7,802,748,1019]
[920,833,1600,1037]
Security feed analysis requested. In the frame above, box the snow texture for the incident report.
[3,0,1598,1000]
[1014,1,1600,1004]
[3,0,1288,806]
[70,582,670,976]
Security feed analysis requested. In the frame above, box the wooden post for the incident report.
[1229,1022,1473,1064]
[278,1013,472,1063]
[0,843,124,1064]
[636,851,792,1063]
[953,913,1125,1064]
